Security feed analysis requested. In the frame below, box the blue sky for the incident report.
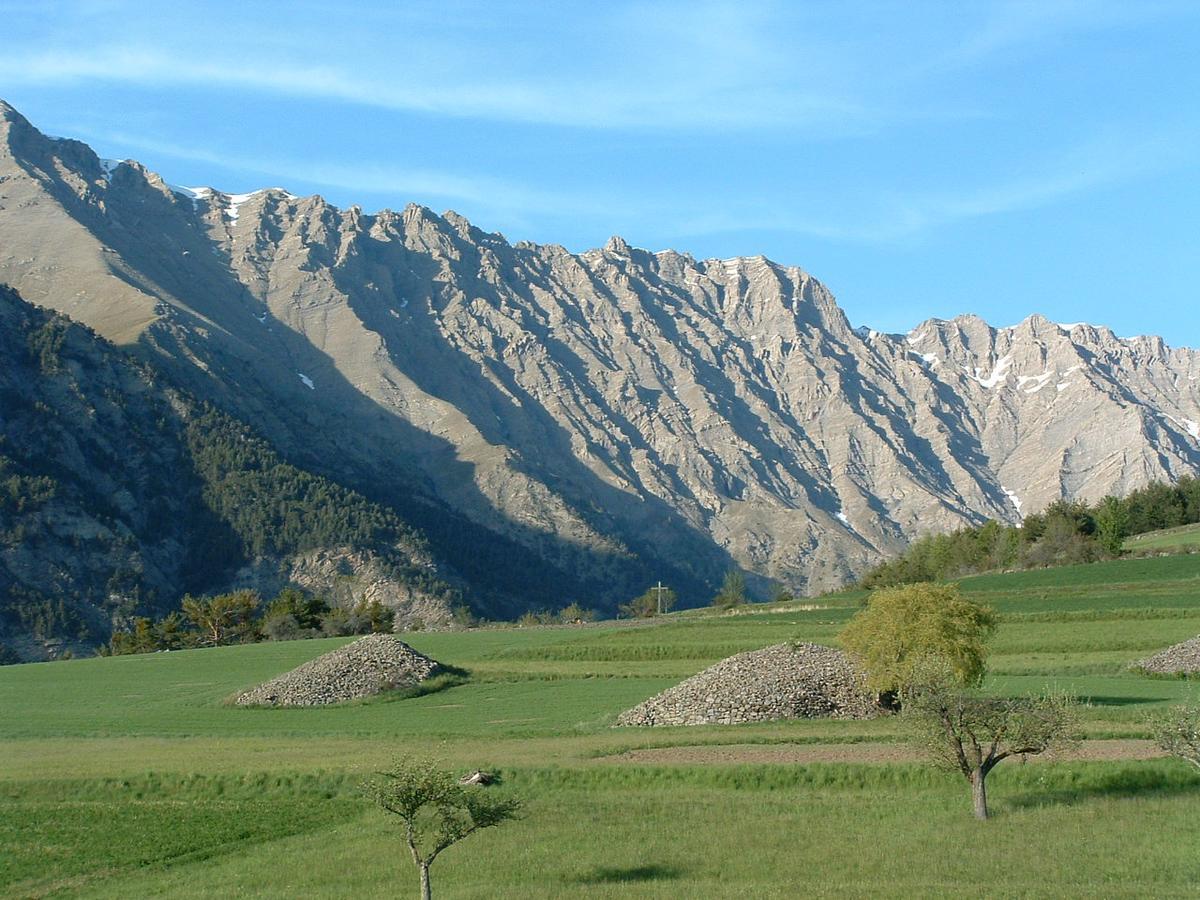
[1,0,1197,343]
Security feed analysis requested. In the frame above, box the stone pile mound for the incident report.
[616,642,878,727]
[235,634,442,707]
[1133,635,1200,676]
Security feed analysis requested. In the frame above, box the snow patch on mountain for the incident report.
[970,355,1012,389]
[1017,371,1054,394]
[167,186,297,219]
[99,159,127,181]
[1167,416,1200,440]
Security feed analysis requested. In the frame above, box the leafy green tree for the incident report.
[838,582,996,698]
[1179,476,1200,524]
[320,606,354,636]
[363,758,521,900]
[352,599,395,634]
[1094,495,1129,557]
[1124,481,1186,534]
[450,604,479,629]
[712,570,747,610]
[1151,703,1200,770]
[154,612,192,649]
[902,663,1078,819]
[262,612,302,641]
[619,585,676,618]
[262,587,329,640]
[181,590,260,646]
[558,602,597,623]
[129,617,157,654]
[768,582,795,604]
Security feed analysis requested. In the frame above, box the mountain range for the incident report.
[1,98,1197,655]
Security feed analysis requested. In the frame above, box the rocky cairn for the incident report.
[616,642,878,727]
[1133,635,1200,676]
[235,634,442,707]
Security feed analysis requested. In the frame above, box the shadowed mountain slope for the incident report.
[0,285,454,660]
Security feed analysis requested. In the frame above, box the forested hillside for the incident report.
[0,286,454,660]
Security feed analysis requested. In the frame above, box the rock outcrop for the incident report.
[234,634,442,706]
[1132,636,1200,676]
[616,642,879,726]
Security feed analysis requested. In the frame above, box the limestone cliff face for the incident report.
[1,99,1197,600]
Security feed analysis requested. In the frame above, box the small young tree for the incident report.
[903,666,1077,820]
[263,587,329,633]
[838,582,996,699]
[1151,702,1200,769]
[363,758,521,900]
[712,570,747,610]
[451,604,480,629]
[558,602,597,623]
[768,582,796,604]
[1094,495,1129,557]
[181,590,260,646]
[320,606,354,636]
[619,586,676,618]
[351,599,394,634]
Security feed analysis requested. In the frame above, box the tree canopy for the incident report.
[838,582,997,696]
[859,477,1200,589]
[712,570,747,610]
[902,662,1077,819]
[619,585,676,618]
[1151,703,1200,770]
[363,758,521,899]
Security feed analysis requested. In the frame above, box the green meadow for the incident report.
[1125,523,1200,552]
[5,554,1200,897]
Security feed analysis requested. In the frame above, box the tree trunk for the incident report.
[419,862,432,900]
[971,769,989,820]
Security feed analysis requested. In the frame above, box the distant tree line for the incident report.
[103,586,396,655]
[861,477,1200,589]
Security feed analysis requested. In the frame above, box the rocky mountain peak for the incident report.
[603,234,633,255]
[0,98,1197,605]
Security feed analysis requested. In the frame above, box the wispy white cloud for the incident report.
[0,1,947,133]
[0,34,869,131]
[663,123,1199,245]
[8,1,1196,258]
[943,0,1199,66]
[4,0,1194,136]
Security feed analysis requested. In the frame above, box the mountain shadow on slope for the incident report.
[0,285,454,660]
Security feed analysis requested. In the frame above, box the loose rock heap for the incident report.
[1133,635,1200,676]
[235,634,442,707]
[616,642,878,726]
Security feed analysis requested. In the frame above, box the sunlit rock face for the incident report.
[2,99,1198,601]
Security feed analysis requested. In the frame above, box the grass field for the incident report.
[5,554,1200,897]
[1125,523,1200,552]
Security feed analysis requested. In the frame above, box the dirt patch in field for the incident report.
[606,739,1164,765]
